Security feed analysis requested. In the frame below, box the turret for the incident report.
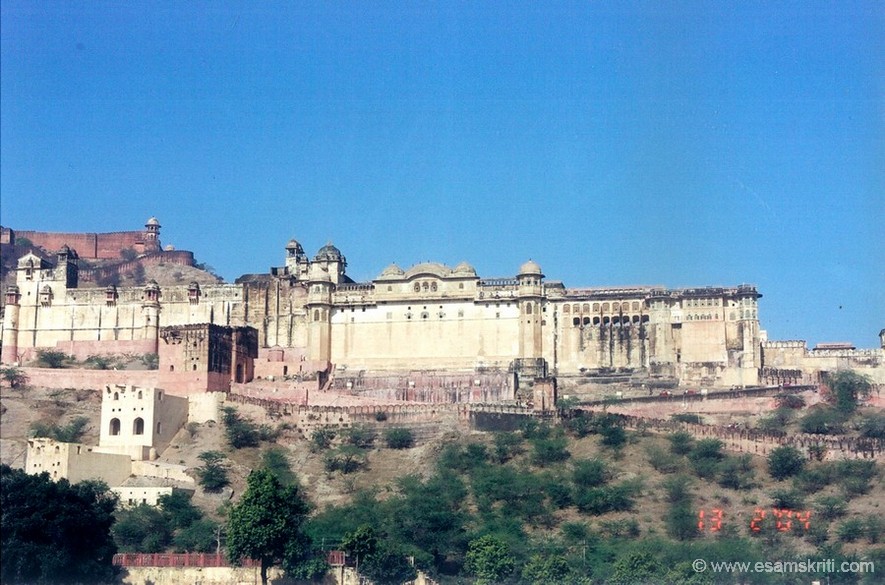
[1,285,21,364]
[144,217,161,252]
[306,264,332,363]
[54,245,79,288]
[142,281,161,353]
[313,242,346,285]
[284,238,308,279]
[517,260,544,359]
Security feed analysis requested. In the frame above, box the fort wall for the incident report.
[14,229,159,260]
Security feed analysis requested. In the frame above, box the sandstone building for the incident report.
[1,232,773,388]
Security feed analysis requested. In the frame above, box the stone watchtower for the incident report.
[142,281,161,354]
[143,217,161,253]
[306,263,333,364]
[313,242,346,285]
[1,286,22,364]
[517,260,544,360]
[284,238,309,280]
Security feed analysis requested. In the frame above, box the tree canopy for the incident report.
[0,465,118,584]
[226,468,312,585]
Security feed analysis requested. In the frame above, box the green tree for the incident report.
[0,366,29,390]
[196,451,229,492]
[310,428,335,451]
[222,407,260,448]
[360,542,417,585]
[261,446,296,485]
[492,431,524,463]
[521,553,572,585]
[173,518,220,553]
[227,469,313,585]
[30,416,89,443]
[767,446,806,480]
[323,445,367,474]
[609,550,661,585]
[667,431,695,455]
[465,535,515,585]
[0,465,118,584]
[158,490,203,530]
[384,427,414,449]
[826,370,873,413]
[112,503,172,552]
[341,525,378,568]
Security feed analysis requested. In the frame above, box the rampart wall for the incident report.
[79,250,195,282]
[14,229,158,259]
[20,367,160,390]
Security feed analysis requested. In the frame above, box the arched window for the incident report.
[156,422,162,435]
[113,392,119,401]
[137,391,142,399]
[593,316,600,325]
[563,304,570,314]
[525,302,533,315]
[573,317,580,326]
[582,303,590,313]
[602,303,610,312]
[613,302,620,312]
[582,317,591,326]
[109,418,121,436]
[313,309,319,321]
[133,418,144,435]
[632,301,640,311]
[593,303,600,312]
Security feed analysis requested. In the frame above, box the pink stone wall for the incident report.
[51,339,157,361]
[14,230,158,260]
[21,367,160,389]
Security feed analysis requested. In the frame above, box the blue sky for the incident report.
[1,1,882,347]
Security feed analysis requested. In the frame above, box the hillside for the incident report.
[2,379,882,584]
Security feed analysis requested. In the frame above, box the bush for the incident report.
[572,458,610,488]
[261,446,295,485]
[836,518,865,543]
[196,451,229,492]
[717,454,756,490]
[30,416,89,442]
[573,481,639,515]
[141,353,159,370]
[769,488,805,510]
[221,407,260,449]
[775,393,806,409]
[492,432,523,463]
[374,410,388,422]
[671,413,703,424]
[767,446,806,480]
[35,349,70,369]
[0,366,29,390]
[324,445,366,474]
[688,439,724,479]
[667,431,695,455]
[384,427,414,449]
[310,428,335,451]
[531,435,570,466]
[342,426,376,449]
[815,495,848,520]
[646,445,682,473]
[825,370,872,413]
[857,411,885,439]
[793,464,836,493]
[799,407,846,435]
[112,504,172,552]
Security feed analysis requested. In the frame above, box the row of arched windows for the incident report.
[108,418,160,436]
[562,301,643,314]
[572,314,650,326]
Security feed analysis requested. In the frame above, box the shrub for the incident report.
[221,407,259,449]
[717,454,756,490]
[572,458,610,488]
[767,446,806,480]
[836,518,865,543]
[324,445,366,474]
[84,355,115,370]
[35,349,70,369]
[531,435,570,466]
[30,416,89,443]
[384,427,414,449]
[825,370,873,413]
[688,439,724,479]
[196,451,229,492]
[564,413,595,438]
[261,446,295,485]
[573,481,638,515]
[646,445,682,474]
[769,488,805,510]
[0,366,29,390]
[815,495,848,520]
[856,411,885,439]
[492,432,523,463]
[799,407,846,435]
[342,426,376,449]
[141,353,159,370]
[374,410,388,422]
[775,393,806,409]
[671,413,703,424]
[793,464,835,493]
[667,431,695,455]
[865,516,883,544]
[310,428,335,451]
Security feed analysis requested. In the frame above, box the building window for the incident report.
[525,302,533,314]
[156,422,162,435]
[137,391,142,399]
[133,418,144,435]
[109,418,121,436]
[113,392,119,401]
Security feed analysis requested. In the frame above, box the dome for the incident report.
[145,217,160,227]
[315,242,343,262]
[404,262,452,279]
[518,259,543,276]
[286,238,302,250]
[377,263,405,280]
[453,262,477,276]
[164,244,175,251]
